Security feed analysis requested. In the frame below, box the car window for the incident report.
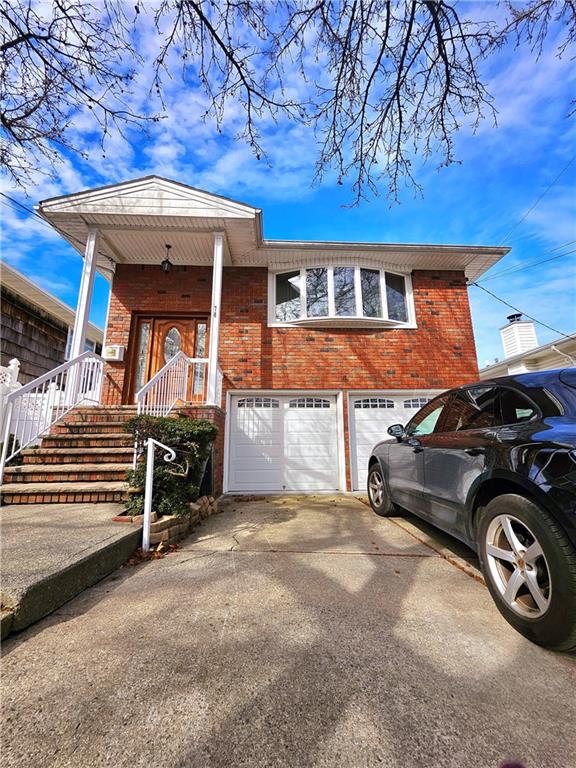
[407,395,450,436]
[442,386,500,432]
[499,388,538,425]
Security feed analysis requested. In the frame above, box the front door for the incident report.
[130,316,208,402]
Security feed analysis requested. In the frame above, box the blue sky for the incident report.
[1,3,575,369]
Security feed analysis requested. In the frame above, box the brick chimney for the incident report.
[500,314,538,359]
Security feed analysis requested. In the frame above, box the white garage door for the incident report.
[229,395,339,492]
[351,395,432,491]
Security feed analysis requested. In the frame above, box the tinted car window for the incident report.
[442,387,500,432]
[407,395,450,436]
[499,388,538,425]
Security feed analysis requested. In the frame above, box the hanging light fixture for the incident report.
[161,243,173,273]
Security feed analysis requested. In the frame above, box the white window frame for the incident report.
[268,266,416,328]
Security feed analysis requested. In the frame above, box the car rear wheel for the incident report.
[367,465,394,516]
[477,494,576,652]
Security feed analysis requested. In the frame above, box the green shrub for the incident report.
[123,415,218,518]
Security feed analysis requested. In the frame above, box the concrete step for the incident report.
[21,447,134,465]
[1,481,128,505]
[41,433,133,449]
[0,502,140,637]
[4,463,131,484]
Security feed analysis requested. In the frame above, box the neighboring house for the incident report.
[0,262,103,383]
[479,314,576,380]
[33,175,509,495]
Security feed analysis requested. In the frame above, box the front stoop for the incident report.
[1,406,137,505]
[0,502,140,638]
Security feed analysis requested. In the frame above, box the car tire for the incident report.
[367,464,395,517]
[477,493,576,652]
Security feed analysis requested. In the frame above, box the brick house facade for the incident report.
[38,176,509,495]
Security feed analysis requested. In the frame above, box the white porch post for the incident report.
[206,232,224,406]
[70,228,99,359]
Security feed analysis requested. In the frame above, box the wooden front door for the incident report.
[130,316,208,402]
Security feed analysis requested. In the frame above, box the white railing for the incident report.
[0,351,104,478]
[136,352,209,417]
[142,437,178,551]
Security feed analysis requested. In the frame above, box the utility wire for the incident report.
[0,192,110,260]
[477,247,576,283]
[499,155,576,245]
[470,282,575,341]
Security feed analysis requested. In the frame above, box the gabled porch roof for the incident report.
[37,175,510,281]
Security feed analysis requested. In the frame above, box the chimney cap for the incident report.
[507,313,523,324]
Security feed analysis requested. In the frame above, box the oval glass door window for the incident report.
[164,327,181,362]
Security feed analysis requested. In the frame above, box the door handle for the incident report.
[465,447,485,456]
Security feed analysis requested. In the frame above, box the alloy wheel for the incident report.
[485,514,551,619]
[368,469,384,507]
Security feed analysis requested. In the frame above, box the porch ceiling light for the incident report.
[161,243,173,273]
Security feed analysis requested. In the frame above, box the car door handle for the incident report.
[465,447,485,456]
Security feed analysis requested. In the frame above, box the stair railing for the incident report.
[0,351,104,480]
[135,352,209,418]
[142,437,178,551]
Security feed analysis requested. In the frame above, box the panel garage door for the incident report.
[229,395,339,492]
[351,395,431,491]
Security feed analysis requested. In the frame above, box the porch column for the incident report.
[206,232,224,406]
[70,228,99,360]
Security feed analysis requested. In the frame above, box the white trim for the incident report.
[269,264,416,329]
[70,228,99,360]
[336,391,347,492]
[206,232,224,405]
[223,388,232,493]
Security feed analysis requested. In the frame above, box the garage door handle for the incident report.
[465,447,485,456]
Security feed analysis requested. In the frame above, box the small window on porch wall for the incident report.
[237,398,280,408]
[289,398,331,408]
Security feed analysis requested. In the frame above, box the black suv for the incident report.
[367,369,576,651]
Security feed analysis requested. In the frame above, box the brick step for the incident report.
[41,433,133,449]
[3,463,131,484]
[63,410,137,424]
[1,481,128,505]
[52,421,129,435]
[21,447,134,465]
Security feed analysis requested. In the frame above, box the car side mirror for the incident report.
[387,424,406,440]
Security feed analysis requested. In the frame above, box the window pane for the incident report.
[333,267,356,316]
[361,269,382,317]
[443,387,500,432]
[275,271,301,321]
[134,322,150,393]
[499,389,537,425]
[407,395,449,436]
[386,273,408,322]
[306,268,328,317]
[163,327,181,363]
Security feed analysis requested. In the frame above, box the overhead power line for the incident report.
[470,282,575,341]
[477,245,576,283]
[499,155,576,245]
[0,193,110,260]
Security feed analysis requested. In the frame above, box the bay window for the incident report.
[272,266,412,325]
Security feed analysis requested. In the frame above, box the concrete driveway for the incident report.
[2,495,575,768]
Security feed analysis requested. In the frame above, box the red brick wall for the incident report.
[102,264,478,403]
[102,264,478,491]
